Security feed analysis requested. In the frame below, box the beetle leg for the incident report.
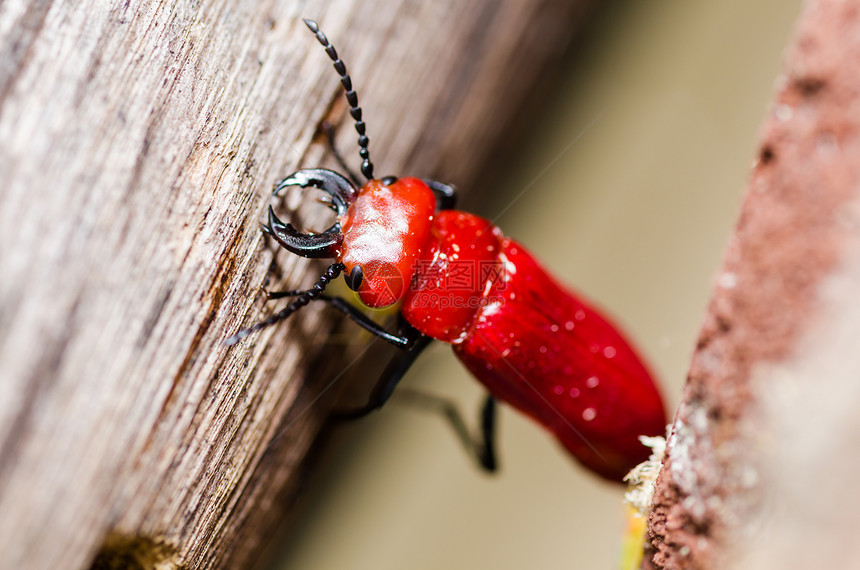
[320,120,363,186]
[263,289,422,349]
[301,293,499,472]
[391,390,498,473]
[263,288,312,300]
[479,395,498,472]
[224,262,345,345]
[260,256,281,290]
[333,326,433,421]
[422,179,458,211]
[331,325,499,472]
[325,298,426,348]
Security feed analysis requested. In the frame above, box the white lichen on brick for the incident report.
[624,427,670,516]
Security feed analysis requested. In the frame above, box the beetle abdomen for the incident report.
[455,240,666,481]
[402,210,665,480]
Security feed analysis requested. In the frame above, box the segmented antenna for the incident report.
[304,18,374,180]
[223,263,345,345]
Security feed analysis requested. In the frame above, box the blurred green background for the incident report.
[274,1,803,568]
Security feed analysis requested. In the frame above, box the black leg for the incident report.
[321,120,363,186]
[263,288,422,349]
[265,282,500,472]
[479,395,498,472]
[261,257,280,290]
[263,288,308,300]
[325,298,423,349]
[333,327,434,419]
[265,284,436,416]
[265,285,438,420]
[394,390,499,473]
[423,178,458,210]
[224,263,345,345]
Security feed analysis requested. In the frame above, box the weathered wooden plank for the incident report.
[0,1,590,568]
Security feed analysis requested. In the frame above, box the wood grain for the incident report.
[0,1,590,568]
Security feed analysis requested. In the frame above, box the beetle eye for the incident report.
[345,265,364,292]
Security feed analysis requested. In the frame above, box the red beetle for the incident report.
[228,19,666,482]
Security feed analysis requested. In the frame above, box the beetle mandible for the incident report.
[227,19,666,482]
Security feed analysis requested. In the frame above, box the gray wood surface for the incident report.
[0,1,588,568]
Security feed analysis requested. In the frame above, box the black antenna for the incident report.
[304,19,374,180]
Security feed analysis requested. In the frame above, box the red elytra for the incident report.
[227,20,667,482]
[350,181,665,481]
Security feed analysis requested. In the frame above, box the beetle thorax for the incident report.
[338,178,437,308]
